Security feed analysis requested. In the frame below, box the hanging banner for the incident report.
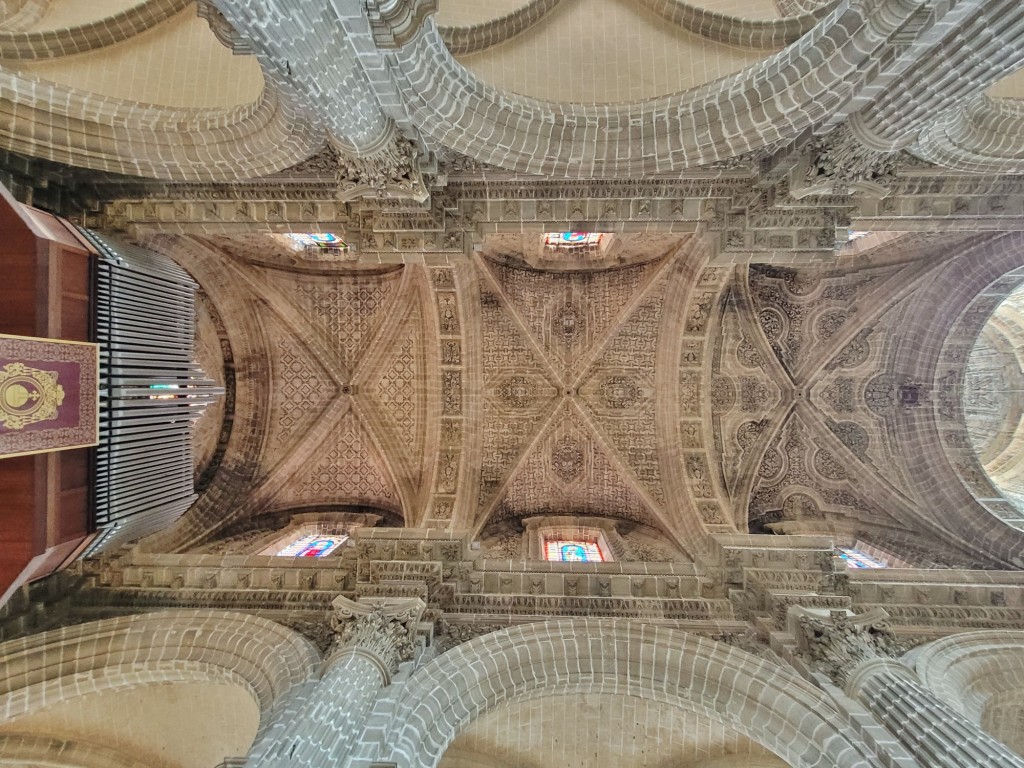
[0,334,99,458]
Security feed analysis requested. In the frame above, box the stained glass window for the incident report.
[286,232,348,250]
[838,548,887,569]
[544,539,604,562]
[544,232,604,248]
[276,534,347,557]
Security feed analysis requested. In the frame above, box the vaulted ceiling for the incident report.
[125,228,1024,572]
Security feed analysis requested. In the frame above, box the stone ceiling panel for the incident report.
[361,286,433,510]
[477,281,562,520]
[485,257,663,381]
[259,309,341,467]
[491,401,664,531]
[711,279,786,502]
[274,409,400,516]
[577,274,667,507]
[266,266,404,380]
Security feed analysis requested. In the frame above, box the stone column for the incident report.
[797,609,1024,768]
[249,596,425,768]
[847,658,1024,768]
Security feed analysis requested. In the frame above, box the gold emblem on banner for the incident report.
[0,362,65,430]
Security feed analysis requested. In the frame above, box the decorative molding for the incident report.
[196,0,254,55]
[366,0,439,48]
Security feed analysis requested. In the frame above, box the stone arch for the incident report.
[914,630,1024,753]
[0,0,187,59]
[382,620,879,768]
[0,611,319,740]
[890,232,1024,567]
[916,96,1024,174]
[0,70,319,181]
[0,734,153,768]
[384,0,925,176]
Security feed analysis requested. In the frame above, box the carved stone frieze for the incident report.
[196,0,255,55]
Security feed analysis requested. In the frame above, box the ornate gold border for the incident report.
[0,333,100,458]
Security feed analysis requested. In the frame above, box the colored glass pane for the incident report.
[276,533,347,557]
[544,539,604,562]
[286,233,348,249]
[544,232,603,247]
[838,548,886,569]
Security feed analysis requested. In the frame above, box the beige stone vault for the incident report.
[6,0,1024,767]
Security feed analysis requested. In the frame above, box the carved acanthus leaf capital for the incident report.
[797,125,899,199]
[329,595,426,675]
[793,607,908,686]
[336,136,428,203]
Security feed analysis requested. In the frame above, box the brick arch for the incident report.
[0,611,319,742]
[383,620,882,768]
[890,232,1024,567]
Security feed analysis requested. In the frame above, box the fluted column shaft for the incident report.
[248,601,421,768]
[847,658,1024,768]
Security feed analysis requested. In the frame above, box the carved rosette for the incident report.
[328,595,426,678]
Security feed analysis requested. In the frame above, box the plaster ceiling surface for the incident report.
[452,0,773,104]
[988,66,1024,100]
[439,693,791,768]
[436,0,534,26]
[0,682,260,768]
[21,0,146,31]
[13,8,264,108]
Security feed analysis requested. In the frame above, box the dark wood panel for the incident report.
[0,250,39,337]
[0,190,96,602]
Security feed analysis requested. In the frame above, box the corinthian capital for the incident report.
[793,607,908,686]
[328,596,426,677]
